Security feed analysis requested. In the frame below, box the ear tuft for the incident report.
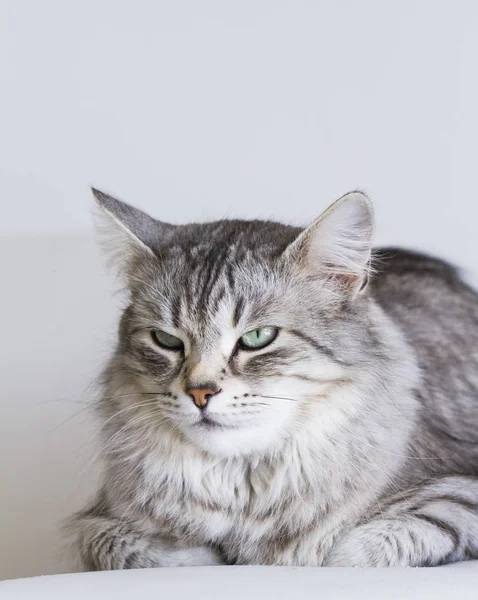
[285,191,374,296]
[91,188,162,256]
[91,188,175,282]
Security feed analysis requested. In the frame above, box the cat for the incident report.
[68,189,478,568]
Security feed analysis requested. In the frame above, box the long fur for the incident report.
[67,190,478,568]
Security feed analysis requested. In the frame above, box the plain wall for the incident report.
[1,0,477,581]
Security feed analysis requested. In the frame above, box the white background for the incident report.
[1,0,477,581]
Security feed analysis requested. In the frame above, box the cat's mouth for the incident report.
[195,415,238,430]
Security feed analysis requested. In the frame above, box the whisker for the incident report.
[104,409,167,448]
[86,401,162,446]
[51,404,99,432]
[257,395,300,402]
[52,394,168,434]
[101,399,161,428]
[101,391,169,400]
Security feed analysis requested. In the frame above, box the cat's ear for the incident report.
[92,188,175,276]
[284,191,374,296]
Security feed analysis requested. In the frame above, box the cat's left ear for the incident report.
[284,191,374,297]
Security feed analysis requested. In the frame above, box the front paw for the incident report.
[161,545,224,567]
[326,520,407,567]
[124,542,224,568]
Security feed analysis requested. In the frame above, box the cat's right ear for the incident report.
[92,188,175,278]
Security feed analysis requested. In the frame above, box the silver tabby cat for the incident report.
[69,189,478,568]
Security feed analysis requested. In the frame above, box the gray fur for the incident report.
[68,189,478,568]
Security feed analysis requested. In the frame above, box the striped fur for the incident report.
[68,190,478,568]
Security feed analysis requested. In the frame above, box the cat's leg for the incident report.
[326,475,478,567]
[69,511,223,570]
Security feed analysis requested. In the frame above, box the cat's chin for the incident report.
[179,419,285,457]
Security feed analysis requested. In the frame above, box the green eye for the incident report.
[239,327,278,350]
[152,330,184,350]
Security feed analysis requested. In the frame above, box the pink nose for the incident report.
[186,387,220,409]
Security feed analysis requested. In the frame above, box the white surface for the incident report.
[2,565,478,600]
[2,0,478,583]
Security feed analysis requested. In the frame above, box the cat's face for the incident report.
[95,189,374,457]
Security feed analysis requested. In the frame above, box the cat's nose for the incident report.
[186,386,221,410]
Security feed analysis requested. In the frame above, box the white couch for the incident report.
[2,564,478,600]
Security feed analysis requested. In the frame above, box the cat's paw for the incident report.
[325,520,409,567]
[161,544,224,567]
[123,542,224,568]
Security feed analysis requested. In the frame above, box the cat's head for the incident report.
[95,189,374,457]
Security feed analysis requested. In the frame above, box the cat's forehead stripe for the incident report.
[232,296,245,328]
